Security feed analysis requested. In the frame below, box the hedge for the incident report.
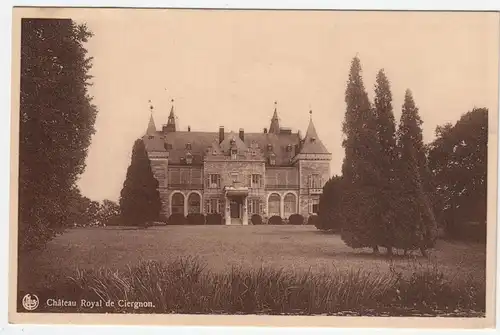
[268,216,283,225]
[307,214,319,226]
[168,213,187,225]
[187,213,206,225]
[206,213,224,225]
[251,214,263,225]
[289,214,304,225]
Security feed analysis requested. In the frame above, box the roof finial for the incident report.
[148,99,154,113]
[309,109,312,120]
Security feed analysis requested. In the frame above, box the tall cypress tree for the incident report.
[395,89,438,255]
[372,69,399,254]
[119,139,162,227]
[340,56,381,252]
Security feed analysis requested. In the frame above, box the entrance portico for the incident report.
[224,185,249,225]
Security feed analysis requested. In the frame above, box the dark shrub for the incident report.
[187,213,206,225]
[158,214,168,224]
[103,214,122,226]
[251,214,263,225]
[307,214,319,226]
[268,216,283,225]
[206,213,223,225]
[289,214,304,225]
[168,213,187,225]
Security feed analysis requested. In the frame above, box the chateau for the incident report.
[143,101,332,225]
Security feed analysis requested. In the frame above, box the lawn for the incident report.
[18,224,486,294]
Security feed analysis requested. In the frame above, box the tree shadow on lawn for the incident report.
[322,249,429,261]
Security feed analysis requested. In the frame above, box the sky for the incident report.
[70,9,498,202]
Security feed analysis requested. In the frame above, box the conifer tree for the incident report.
[372,69,399,254]
[119,139,162,227]
[340,56,382,252]
[395,89,438,255]
[317,175,343,231]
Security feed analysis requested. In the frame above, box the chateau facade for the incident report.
[143,102,332,225]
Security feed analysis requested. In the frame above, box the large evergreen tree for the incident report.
[340,56,382,252]
[19,19,97,251]
[395,89,438,255]
[372,69,399,254]
[119,139,162,227]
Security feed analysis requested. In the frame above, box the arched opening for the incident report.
[171,193,185,215]
[187,193,201,214]
[268,193,281,217]
[284,193,297,218]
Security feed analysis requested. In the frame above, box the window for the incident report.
[284,193,297,217]
[231,173,239,184]
[231,149,237,160]
[185,152,193,165]
[206,174,221,188]
[206,198,221,214]
[269,154,276,166]
[165,143,173,150]
[251,174,262,188]
[187,193,201,214]
[311,198,320,214]
[171,193,184,214]
[308,174,322,189]
[268,193,280,216]
[186,143,192,150]
[248,199,261,215]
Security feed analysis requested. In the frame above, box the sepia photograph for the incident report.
[8,7,499,328]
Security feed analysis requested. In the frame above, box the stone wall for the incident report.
[298,160,330,219]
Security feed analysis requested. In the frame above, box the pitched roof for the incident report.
[269,103,280,134]
[144,129,301,165]
[299,116,330,154]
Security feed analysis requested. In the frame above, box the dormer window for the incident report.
[267,144,273,151]
[231,149,237,160]
[164,143,173,150]
[148,135,154,139]
[185,152,193,165]
[286,144,292,152]
[269,153,276,166]
[186,142,192,150]
[310,137,316,143]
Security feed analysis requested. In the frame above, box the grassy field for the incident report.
[19,224,486,293]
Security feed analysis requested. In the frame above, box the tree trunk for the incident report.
[403,249,408,256]
[387,246,393,256]
[420,247,428,257]
[373,245,380,254]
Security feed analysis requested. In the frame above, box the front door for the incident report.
[230,198,240,219]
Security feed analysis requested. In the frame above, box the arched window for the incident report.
[171,193,185,214]
[268,193,281,217]
[284,193,297,217]
[187,193,201,214]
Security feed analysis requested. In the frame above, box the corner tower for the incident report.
[293,110,332,219]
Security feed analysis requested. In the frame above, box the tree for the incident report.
[428,108,487,237]
[98,199,121,226]
[119,139,162,227]
[339,56,382,252]
[317,175,343,231]
[371,69,400,254]
[19,19,97,251]
[395,89,438,255]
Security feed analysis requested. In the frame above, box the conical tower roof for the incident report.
[299,111,329,154]
[269,101,280,134]
[146,104,157,135]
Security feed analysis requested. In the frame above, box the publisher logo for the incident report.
[22,294,39,311]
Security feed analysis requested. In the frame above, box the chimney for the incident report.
[239,128,244,141]
[188,125,191,132]
[219,126,224,143]
[263,128,268,134]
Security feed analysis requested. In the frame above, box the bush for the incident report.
[251,214,263,225]
[168,213,187,225]
[268,216,283,225]
[187,213,206,225]
[158,214,168,224]
[307,215,319,226]
[288,214,304,225]
[206,213,223,225]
